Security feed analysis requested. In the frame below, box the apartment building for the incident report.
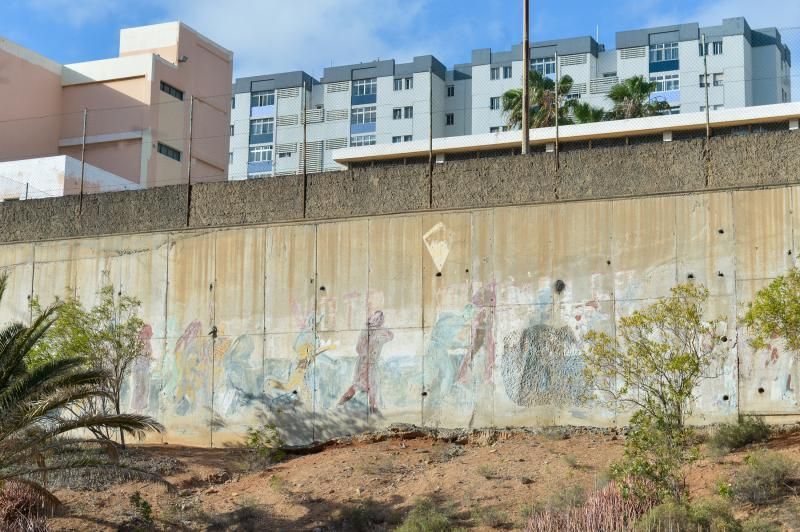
[0,22,233,197]
[230,16,791,179]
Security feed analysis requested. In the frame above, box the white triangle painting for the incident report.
[423,222,451,273]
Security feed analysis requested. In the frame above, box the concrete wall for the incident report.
[1,129,799,447]
[2,129,799,243]
[1,184,799,446]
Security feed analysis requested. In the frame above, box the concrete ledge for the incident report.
[1,129,799,243]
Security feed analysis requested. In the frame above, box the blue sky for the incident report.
[3,0,799,79]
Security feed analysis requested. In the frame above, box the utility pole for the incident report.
[79,108,87,213]
[702,33,711,139]
[521,0,530,155]
[554,51,560,170]
[428,70,434,181]
[188,95,195,184]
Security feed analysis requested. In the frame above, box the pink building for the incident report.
[0,22,233,193]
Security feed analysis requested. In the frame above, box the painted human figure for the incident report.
[338,310,394,413]
[456,284,496,384]
[267,314,331,403]
[130,324,154,413]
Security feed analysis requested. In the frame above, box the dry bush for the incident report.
[731,451,798,505]
[710,417,771,454]
[0,482,52,532]
[526,482,657,532]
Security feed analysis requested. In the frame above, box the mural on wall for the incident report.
[338,310,394,413]
[129,324,154,413]
[501,324,587,407]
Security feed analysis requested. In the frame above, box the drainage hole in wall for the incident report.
[721,336,728,342]
[320,286,326,291]
[718,272,725,277]
[722,395,729,401]
[421,391,428,397]
[688,273,695,279]
[465,269,470,273]
[758,387,765,394]
[555,280,566,293]
[718,229,725,234]
[607,260,611,266]
[436,272,442,277]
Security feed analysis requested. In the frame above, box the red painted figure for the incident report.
[338,310,394,413]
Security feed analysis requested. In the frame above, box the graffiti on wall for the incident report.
[501,324,587,407]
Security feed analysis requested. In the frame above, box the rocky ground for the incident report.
[47,425,800,531]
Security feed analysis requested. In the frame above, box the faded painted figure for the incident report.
[456,285,496,385]
[129,324,154,413]
[338,310,394,413]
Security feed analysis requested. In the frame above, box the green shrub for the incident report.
[710,417,771,453]
[731,451,797,505]
[396,497,451,532]
[338,499,385,532]
[129,491,154,527]
[741,517,781,532]
[471,506,507,528]
[690,498,741,531]
[636,498,741,532]
[245,422,285,467]
[546,484,586,512]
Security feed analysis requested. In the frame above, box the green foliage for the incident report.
[584,283,725,501]
[0,273,163,503]
[546,484,587,512]
[338,499,385,532]
[129,490,154,525]
[741,517,781,532]
[731,451,798,505]
[607,75,672,119]
[636,498,741,532]
[396,497,451,532]
[501,71,576,129]
[571,101,607,124]
[710,417,771,454]
[743,268,800,351]
[471,506,507,528]
[245,422,285,466]
[716,479,733,498]
[30,283,148,448]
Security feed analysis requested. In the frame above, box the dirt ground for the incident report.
[49,427,800,531]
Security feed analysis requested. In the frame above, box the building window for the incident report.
[669,106,681,115]
[392,136,402,144]
[393,108,402,120]
[250,118,274,135]
[230,125,234,137]
[404,106,413,119]
[278,151,292,158]
[157,142,181,162]
[503,65,512,79]
[231,97,235,109]
[490,126,510,133]
[446,113,455,126]
[351,106,377,124]
[228,152,233,164]
[490,67,500,80]
[531,57,556,76]
[404,135,413,142]
[447,85,455,97]
[713,73,724,86]
[649,42,679,63]
[650,74,679,91]
[351,134,377,147]
[490,97,501,110]
[251,90,275,107]
[248,145,272,163]
[160,81,184,101]
[352,78,377,96]
[405,77,413,90]
[394,78,403,91]
[713,41,723,55]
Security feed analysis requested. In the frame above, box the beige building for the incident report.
[0,22,233,193]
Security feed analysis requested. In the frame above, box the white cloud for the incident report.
[645,0,800,30]
[24,0,131,27]
[164,0,455,78]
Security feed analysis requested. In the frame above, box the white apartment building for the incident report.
[229,17,791,179]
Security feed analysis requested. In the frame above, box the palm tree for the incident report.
[607,75,671,119]
[0,274,164,504]
[502,70,575,129]
[571,101,607,124]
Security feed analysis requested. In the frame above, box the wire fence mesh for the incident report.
[0,26,798,201]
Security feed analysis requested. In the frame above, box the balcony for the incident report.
[649,60,679,73]
[350,122,377,134]
[250,133,274,144]
[351,93,377,106]
[247,161,273,174]
[250,105,276,119]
